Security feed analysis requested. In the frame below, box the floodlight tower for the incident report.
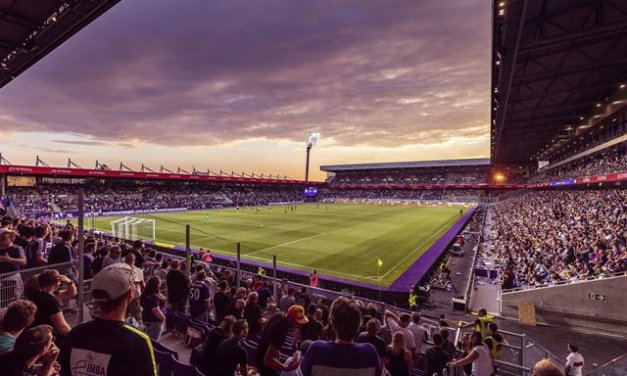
[305,132,320,181]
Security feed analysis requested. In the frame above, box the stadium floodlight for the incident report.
[305,132,321,181]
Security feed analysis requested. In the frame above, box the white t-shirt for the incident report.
[566,352,584,376]
[471,344,493,376]
[386,318,416,350]
[407,322,427,354]
[132,266,144,296]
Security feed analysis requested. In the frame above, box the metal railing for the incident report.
[502,271,627,294]
[0,261,74,307]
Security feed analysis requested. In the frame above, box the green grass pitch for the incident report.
[93,204,468,286]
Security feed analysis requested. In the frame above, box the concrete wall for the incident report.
[501,275,627,336]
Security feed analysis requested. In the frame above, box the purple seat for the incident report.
[152,339,179,360]
[172,359,198,376]
[154,349,175,376]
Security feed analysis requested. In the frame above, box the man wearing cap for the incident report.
[256,305,307,376]
[58,264,157,376]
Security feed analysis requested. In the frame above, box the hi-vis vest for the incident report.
[408,292,417,307]
[485,335,503,359]
[476,316,493,338]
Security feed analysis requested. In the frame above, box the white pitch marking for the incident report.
[246,232,328,256]
[377,214,460,281]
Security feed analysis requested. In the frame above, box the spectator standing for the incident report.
[257,305,307,376]
[565,344,584,376]
[298,297,383,376]
[81,242,96,280]
[213,319,251,376]
[166,259,191,313]
[470,309,493,340]
[32,226,49,266]
[189,271,211,321]
[387,332,413,376]
[59,263,158,376]
[0,325,60,376]
[124,253,145,322]
[0,216,13,234]
[439,314,450,328]
[407,313,428,360]
[0,300,37,355]
[484,322,503,373]
[16,225,44,269]
[356,318,387,363]
[26,270,74,339]
[201,315,235,376]
[0,231,27,298]
[425,333,449,376]
[122,240,146,269]
[47,230,73,266]
[447,331,493,376]
[153,259,169,281]
[102,245,122,269]
[278,288,296,312]
[308,270,318,288]
[213,280,232,322]
[140,276,167,341]
[257,281,273,309]
[227,298,246,319]
[384,310,416,354]
[90,247,108,276]
[300,304,323,342]
[440,329,457,360]
[244,291,264,335]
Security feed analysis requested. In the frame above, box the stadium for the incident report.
[0,1,626,376]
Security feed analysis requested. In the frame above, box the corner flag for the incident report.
[377,258,383,268]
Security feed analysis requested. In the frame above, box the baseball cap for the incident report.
[92,263,134,302]
[287,305,309,325]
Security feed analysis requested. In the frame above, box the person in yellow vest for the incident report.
[462,308,493,339]
[484,322,503,374]
[408,289,418,311]
[257,266,266,277]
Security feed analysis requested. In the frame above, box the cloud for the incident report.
[0,0,490,152]
[0,130,13,143]
[53,140,107,146]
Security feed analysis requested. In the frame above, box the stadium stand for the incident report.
[6,184,304,217]
[488,189,627,288]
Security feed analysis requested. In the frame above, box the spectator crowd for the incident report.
[0,213,524,376]
[489,189,627,289]
[7,185,304,218]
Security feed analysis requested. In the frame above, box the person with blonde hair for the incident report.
[387,331,413,376]
[533,359,565,376]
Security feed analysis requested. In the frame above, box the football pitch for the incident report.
[93,204,468,286]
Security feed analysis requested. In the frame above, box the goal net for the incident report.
[110,217,156,241]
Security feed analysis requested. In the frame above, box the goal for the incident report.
[110,216,156,241]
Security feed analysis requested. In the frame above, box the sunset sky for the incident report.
[0,0,491,181]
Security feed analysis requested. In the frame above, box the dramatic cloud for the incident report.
[0,0,490,151]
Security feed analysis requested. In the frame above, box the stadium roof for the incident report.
[491,0,627,165]
[320,158,491,172]
[0,0,122,89]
